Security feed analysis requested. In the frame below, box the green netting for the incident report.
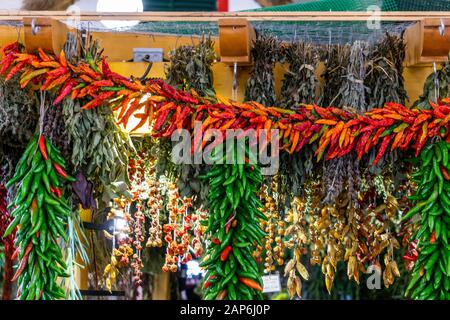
[249,0,397,12]
[252,21,412,44]
[142,0,217,11]
[249,0,450,12]
[396,0,450,10]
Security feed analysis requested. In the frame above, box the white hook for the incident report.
[31,18,40,35]
[439,18,445,37]
[433,62,439,101]
[232,62,238,101]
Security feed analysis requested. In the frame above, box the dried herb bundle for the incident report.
[366,34,407,109]
[0,75,38,184]
[42,96,72,164]
[319,44,351,107]
[165,34,217,98]
[414,58,450,109]
[245,33,281,106]
[278,149,314,207]
[338,41,369,113]
[63,99,135,206]
[279,42,320,109]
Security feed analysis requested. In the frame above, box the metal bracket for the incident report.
[31,18,40,35]
[83,219,115,233]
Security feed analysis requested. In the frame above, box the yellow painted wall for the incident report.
[109,61,433,107]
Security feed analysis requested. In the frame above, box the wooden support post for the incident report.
[218,18,255,65]
[152,273,171,300]
[23,17,69,54]
[405,18,450,66]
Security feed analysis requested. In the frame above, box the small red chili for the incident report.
[430,230,436,244]
[53,163,68,179]
[440,166,450,181]
[220,245,232,262]
[38,135,48,160]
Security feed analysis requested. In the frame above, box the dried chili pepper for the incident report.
[53,80,76,105]
[373,135,392,165]
[81,91,115,110]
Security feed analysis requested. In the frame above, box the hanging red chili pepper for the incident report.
[38,135,48,160]
[220,246,232,262]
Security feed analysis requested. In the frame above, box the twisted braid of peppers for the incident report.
[3,134,75,300]
[403,140,450,300]
[0,184,15,300]
[2,42,450,164]
[199,147,267,300]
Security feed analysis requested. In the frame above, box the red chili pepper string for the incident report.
[2,42,450,163]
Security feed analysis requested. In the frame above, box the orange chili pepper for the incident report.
[238,277,263,291]
[59,50,68,67]
[289,130,300,154]
[339,127,348,148]
[316,119,337,126]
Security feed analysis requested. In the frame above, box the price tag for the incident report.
[262,273,281,293]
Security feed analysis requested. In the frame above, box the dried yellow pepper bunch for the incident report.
[255,178,285,273]
[192,206,208,257]
[359,194,401,288]
[284,197,309,299]
[104,240,135,291]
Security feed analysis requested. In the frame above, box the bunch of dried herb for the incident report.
[278,149,315,207]
[279,42,320,109]
[42,95,72,164]
[245,33,281,106]
[338,41,369,113]
[319,44,350,107]
[414,57,450,109]
[0,75,38,184]
[62,99,135,206]
[165,34,217,98]
[366,33,408,109]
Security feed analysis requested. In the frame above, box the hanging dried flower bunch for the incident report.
[319,44,350,107]
[279,41,320,109]
[365,33,408,109]
[42,94,72,164]
[166,33,217,99]
[0,75,38,184]
[245,33,281,106]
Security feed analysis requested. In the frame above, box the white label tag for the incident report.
[262,274,281,293]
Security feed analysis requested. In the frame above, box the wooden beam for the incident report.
[1,11,450,22]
